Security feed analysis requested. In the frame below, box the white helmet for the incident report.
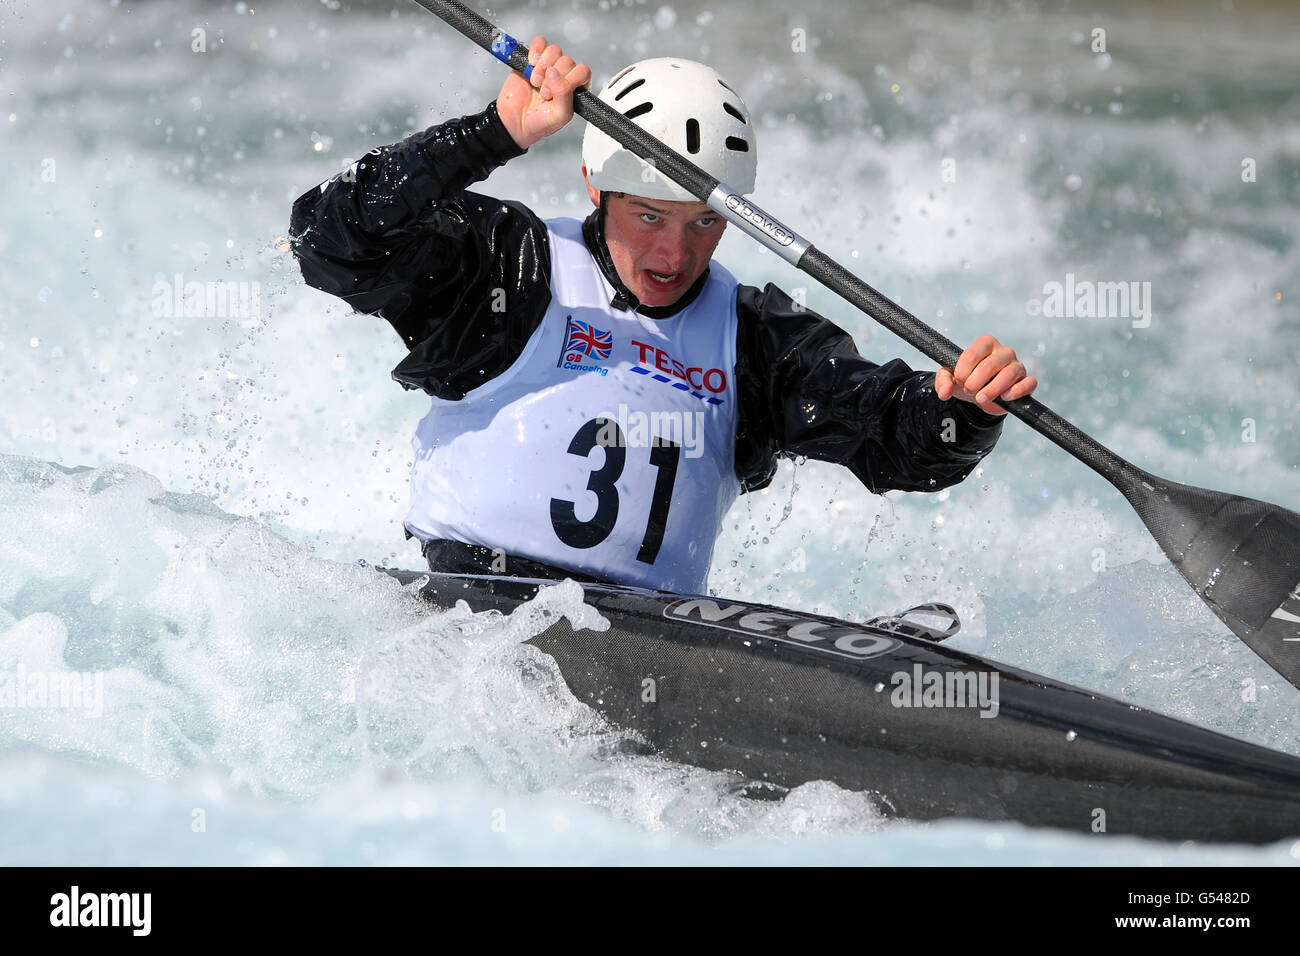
[582,57,757,202]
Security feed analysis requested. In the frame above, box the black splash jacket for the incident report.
[290,102,1004,495]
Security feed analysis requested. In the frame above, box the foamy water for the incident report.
[1,0,1298,863]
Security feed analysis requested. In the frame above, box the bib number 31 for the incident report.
[550,417,680,565]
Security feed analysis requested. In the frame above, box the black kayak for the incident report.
[384,568,1300,845]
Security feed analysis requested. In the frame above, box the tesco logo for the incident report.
[632,339,727,393]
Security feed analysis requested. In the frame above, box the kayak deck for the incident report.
[387,569,1300,845]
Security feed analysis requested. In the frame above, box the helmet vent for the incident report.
[685,118,701,154]
[722,101,747,124]
[624,102,654,119]
[614,77,646,101]
[609,65,636,86]
[717,78,738,95]
[725,136,749,152]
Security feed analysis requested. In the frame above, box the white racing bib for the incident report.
[405,216,741,592]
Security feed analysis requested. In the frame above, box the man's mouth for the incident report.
[645,269,684,288]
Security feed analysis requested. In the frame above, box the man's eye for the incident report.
[697,217,719,227]
[639,213,660,223]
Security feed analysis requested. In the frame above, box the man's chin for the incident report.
[634,278,691,308]
[637,290,679,308]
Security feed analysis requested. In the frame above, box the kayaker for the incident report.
[289,36,1038,591]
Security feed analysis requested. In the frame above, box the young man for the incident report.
[290,37,1037,593]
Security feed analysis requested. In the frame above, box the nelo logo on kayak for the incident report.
[663,599,900,660]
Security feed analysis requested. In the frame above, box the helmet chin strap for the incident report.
[593,190,640,312]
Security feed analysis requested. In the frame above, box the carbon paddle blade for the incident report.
[1120,472,1300,688]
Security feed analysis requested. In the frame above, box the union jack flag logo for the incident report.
[564,318,613,360]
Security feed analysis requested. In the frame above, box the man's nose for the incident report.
[651,227,690,268]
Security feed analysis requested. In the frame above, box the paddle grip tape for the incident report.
[490,31,533,80]
[707,185,810,266]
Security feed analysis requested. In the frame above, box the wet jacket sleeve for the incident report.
[288,102,553,399]
[733,283,1005,494]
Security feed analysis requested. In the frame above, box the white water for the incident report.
[1,0,1298,864]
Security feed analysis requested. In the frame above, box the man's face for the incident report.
[585,172,727,308]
